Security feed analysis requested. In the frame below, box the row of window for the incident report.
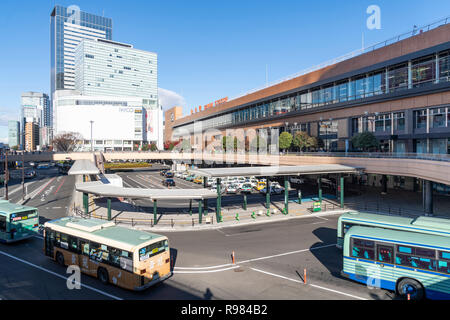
[177,52,450,130]
[47,229,134,272]
[351,237,450,274]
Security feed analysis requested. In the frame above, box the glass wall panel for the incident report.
[429,107,446,128]
[394,112,405,131]
[412,56,436,88]
[439,51,450,82]
[415,139,427,154]
[388,64,408,92]
[414,110,427,129]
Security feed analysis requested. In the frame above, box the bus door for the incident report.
[374,243,394,287]
[44,229,55,257]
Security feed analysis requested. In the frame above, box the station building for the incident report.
[166,21,450,155]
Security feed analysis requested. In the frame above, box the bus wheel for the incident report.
[97,268,109,285]
[397,278,425,300]
[56,252,65,266]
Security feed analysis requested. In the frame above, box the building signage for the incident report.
[119,107,134,113]
[198,97,228,112]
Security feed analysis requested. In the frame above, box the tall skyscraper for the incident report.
[73,38,162,147]
[21,92,49,148]
[8,121,20,148]
[50,5,112,111]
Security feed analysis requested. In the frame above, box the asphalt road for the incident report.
[0,167,395,300]
[0,213,394,300]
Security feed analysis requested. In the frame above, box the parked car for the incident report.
[226,184,240,194]
[260,186,283,194]
[193,176,203,184]
[162,178,176,187]
[24,169,36,179]
[165,171,174,178]
[255,181,266,191]
[240,183,253,193]
[290,177,305,184]
[185,174,195,182]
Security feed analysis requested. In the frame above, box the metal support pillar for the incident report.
[243,193,247,210]
[153,199,158,225]
[318,176,322,203]
[107,198,111,221]
[198,200,203,224]
[284,176,289,214]
[216,178,222,222]
[203,177,208,215]
[381,175,387,194]
[266,177,271,210]
[83,193,88,214]
[424,180,434,216]
[189,199,192,215]
[340,176,344,209]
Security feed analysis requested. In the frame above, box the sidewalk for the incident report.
[69,189,343,231]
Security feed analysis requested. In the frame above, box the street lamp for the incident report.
[90,120,94,152]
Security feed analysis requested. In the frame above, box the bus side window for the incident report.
[377,245,393,263]
[351,238,375,260]
[80,240,90,256]
[438,261,450,274]
[0,215,6,232]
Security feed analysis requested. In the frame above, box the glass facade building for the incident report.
[8,121,20,148]
[50,5,112,110]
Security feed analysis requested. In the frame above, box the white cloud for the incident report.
[158,88,186,111]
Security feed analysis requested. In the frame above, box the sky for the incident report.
[1,0,450,143]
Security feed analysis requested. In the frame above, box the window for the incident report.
[395,245,437,271]
[68,236,79,253]
[429,108,445,128]
[412,56,436,87]
[85,54,94,59]
[393,112,405,131]
[414,110,427,129]
[138,240,168,261]
[388,64,408,91]
[351,238,375,260]
[0,215,6,232]
[89,242,109,263]
[377,245,393,263]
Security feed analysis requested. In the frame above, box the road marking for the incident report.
[53,177,66,195]
[175,243,336,270]
[27,178,55,199]
[250,267,367,300]
[173,266,240,274]
[125,176,148,188]
[0,249,122,300]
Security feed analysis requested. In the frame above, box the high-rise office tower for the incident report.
[8,121,20,148]
[20,92,49,148]
[73,38,162,148]
[50,5,112,123]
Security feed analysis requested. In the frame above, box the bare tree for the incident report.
[52,132,83,152]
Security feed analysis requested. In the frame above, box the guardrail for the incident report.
[312,201,430,218]
[72,206,213,228]
[283,152,450,162]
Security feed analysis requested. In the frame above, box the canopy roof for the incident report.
[68,159,100,175]
[189,164,361,178]
[76,181,217,200]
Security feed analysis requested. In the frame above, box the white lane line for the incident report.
[315,216,329,221]
[174,243,336,270]
[250,267,367,300]
[27,178,56,199]
[0,249,123,300]
[308,284,367,300]
[173,266,240,274]
[125,176,147,188]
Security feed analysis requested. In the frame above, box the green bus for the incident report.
[342,225,450,300]
[43,217,172,291]
[0,200,39,243]
[337,211,450,249]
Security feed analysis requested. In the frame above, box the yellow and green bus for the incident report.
[342,225,450,300]
[43,217,172,291]
[0,200,39,243]
[337,211,450,249]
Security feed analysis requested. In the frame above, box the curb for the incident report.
[118,210,346,232]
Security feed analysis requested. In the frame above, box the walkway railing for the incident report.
[282,152,450,162]
[72,206,213,228]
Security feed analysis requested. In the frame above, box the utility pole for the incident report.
[90,120,94,152]
[22,150,25,200]
[4,151,8,200]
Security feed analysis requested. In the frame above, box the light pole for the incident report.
[4,151,8,200]
[22,149,25,200]
[90,120,94,152]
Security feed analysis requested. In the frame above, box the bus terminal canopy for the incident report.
[68,160,100,176]
[76,181,218,201]
[189,164,362,178]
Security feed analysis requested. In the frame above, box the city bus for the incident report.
[43,217,172,291]
[342,225,450,300]
[336,211,450,249]
[0,200,39,243]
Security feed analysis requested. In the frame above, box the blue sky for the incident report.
[1,0,450,143]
